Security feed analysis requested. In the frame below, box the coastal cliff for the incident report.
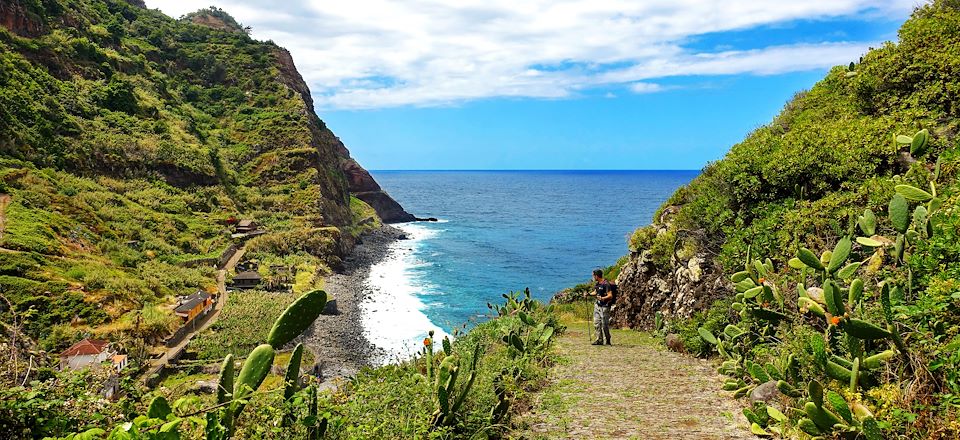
[271,46,415,223]
[0,0,410,352]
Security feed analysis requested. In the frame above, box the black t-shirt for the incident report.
[595,280,617,307]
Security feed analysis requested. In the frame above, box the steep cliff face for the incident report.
[272,47,414,223]
[0,1,409,226]
[611,2,960,329]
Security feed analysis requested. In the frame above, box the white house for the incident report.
[59,338,125,372]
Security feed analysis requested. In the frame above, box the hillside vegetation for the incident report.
[611,1,960,438]
[4,287,561,439]
[0,0,387,361]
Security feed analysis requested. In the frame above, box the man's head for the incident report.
[592,269,603,282]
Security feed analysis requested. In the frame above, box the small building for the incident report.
[111,354,128,373]
[232,270,262,289]
[174,291,213,321]
[235,219,258,233]
[60,338,125,372]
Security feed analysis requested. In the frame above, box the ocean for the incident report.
[359,170,698,362]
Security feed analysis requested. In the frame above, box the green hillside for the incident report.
[633,2,959,271]
[613,1,960,437]
[0,0,384,353]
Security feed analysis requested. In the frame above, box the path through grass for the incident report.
[516,314,757,439]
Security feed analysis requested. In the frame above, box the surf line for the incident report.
[360,222,451,365]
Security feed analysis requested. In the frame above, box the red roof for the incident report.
[60,339,110,357]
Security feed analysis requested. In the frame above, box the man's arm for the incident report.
[598,284,616,302]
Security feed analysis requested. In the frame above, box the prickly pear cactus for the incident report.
[232,344,275,416]
[267,289,328,349]
[217,354,235,405]
[283,343,304,401]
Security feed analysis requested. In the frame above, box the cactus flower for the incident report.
[758,277,766,284]
[830,316,841,325]
[423,338,431,346]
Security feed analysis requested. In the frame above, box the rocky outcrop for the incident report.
[184,9,246,33]
[272,48,414,224]
[353,191,415,223]
[612,216,729,329]
[0,0,44,37]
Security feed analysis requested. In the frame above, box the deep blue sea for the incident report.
[359,170,697,360]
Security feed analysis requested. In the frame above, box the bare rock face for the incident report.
[0,0,44,37]
[190,380,218,394]
[354,190,416,223]
[612,218,730,330]
[272,48,414,224]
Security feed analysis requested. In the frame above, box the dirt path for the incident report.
[516,323,757,440]
[0,193,10,241]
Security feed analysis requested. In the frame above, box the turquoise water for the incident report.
[362,170,697,353]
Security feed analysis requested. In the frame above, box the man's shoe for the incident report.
[591,341,603,345]
[605,341,612,345]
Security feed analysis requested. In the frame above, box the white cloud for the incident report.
[144,0,915,109]
[628,82,665,94]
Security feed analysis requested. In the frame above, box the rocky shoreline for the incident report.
[301,224,406,385]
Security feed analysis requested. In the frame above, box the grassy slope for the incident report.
[618,2,960,437]
[631,2,960,271]
[0,0,372,354]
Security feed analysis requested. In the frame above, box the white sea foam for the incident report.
[360,223,450,365]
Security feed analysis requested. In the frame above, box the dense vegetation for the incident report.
[0,2,395,437]
[4,288,559,439]
[191,289,302,361]
[0,0,375,362]
[618,1,960,438]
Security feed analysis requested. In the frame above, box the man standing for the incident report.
[587,269,616,345]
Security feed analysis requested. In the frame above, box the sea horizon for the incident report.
[370,169,701,172]
[360,169,698,359]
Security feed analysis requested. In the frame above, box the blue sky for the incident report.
[147,1,913,170]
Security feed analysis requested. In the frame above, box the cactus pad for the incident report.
[843,318,892,340]
[283,343,304,401]
[233,344,275,412]
[828,237,851,273]
[217,354,235,405]
[267,289,328,349]
[895,184,933,202]
[797,247,824,271]
[889,194,910,233]
[697,327,718,345]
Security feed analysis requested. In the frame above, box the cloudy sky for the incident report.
[146,0,915,169]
